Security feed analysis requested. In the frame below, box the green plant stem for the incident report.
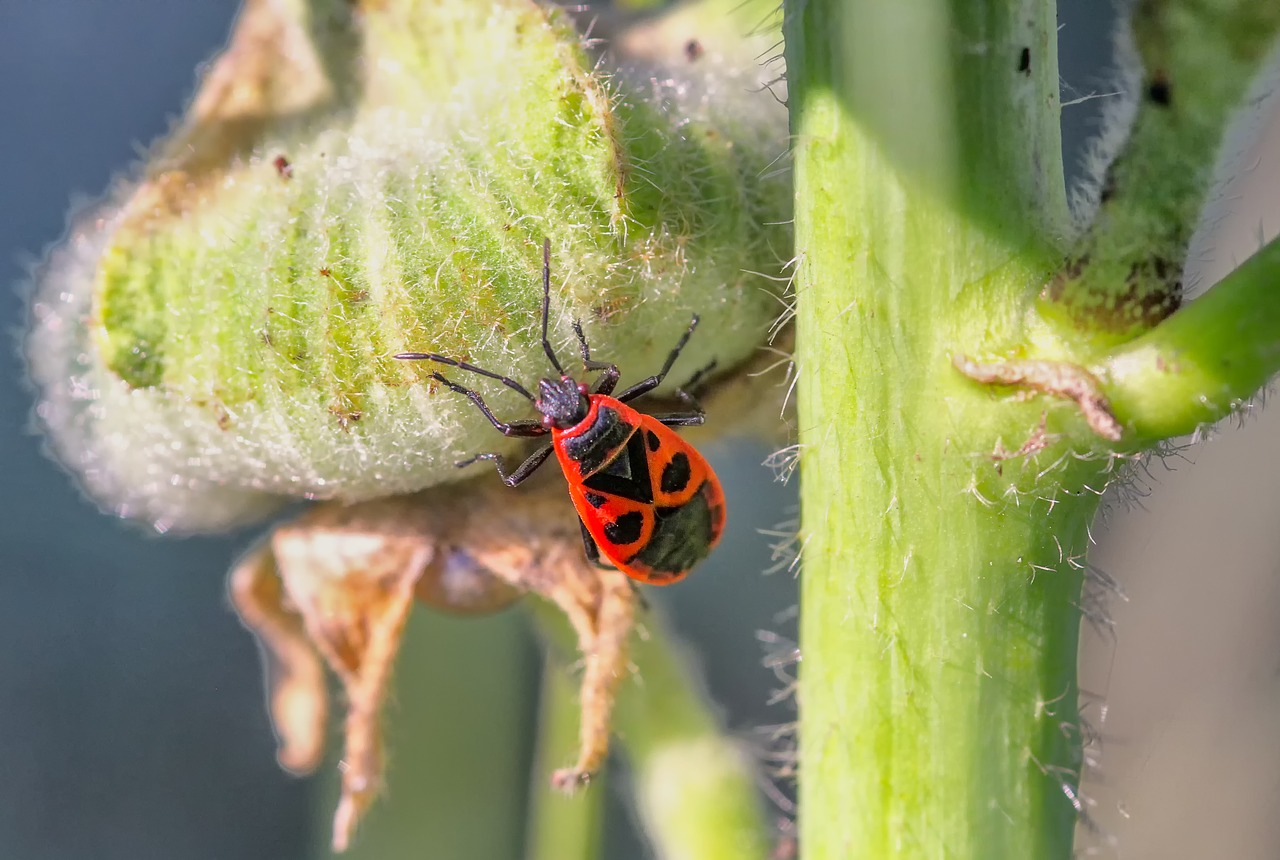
[317,612,535,858]
[1100,236,1280,442]
[529,600,770,860]
[786,1,1105,858]
[526,664,606,860]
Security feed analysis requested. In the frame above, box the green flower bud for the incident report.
[27,0,789,533]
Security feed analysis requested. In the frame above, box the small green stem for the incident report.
[317,613,534,858]
[526,665,605,860]
[529,601,771,860]
[1100,236,1280,442]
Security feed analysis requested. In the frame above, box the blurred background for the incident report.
[1074,66,1280,859]
[1,2,1276,858]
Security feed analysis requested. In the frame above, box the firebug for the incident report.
[396,239,726,584]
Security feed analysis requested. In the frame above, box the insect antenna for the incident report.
[396,238,568,399]
[540,237,566,375]
[394,352,535,401]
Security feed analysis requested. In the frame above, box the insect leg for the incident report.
[629,580,651,613]
[628,359,716,427]
[662,359,718,416]
[577,518,614,569]
[395,353,534,401]
[432,373,548,437]
[617,314,700,402]
[572,319,620,395]
[540,238,566,375]
[676,359,717,402]
[458,444,554,487]
[651,413,705,427]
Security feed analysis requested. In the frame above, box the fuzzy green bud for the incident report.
[27,0,789,532]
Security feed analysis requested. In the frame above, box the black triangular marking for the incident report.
[582,432,653,504]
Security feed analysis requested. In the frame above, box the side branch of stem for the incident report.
[1098,235,1280,442]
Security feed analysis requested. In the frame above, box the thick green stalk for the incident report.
[530,601,770,860]
[786,1,1103,858]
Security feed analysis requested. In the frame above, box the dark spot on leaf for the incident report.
[1017,47,1030,75]
[1147,71,1172,107]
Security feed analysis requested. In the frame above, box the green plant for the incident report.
[27,0,791,855]
[785,1,1280,857]
[28,0,1280,855]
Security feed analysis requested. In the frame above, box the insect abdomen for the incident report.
[624,481,723,583]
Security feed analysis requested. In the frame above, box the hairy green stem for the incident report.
[786,0,1280,856]
[786,1,1103,857]
[530,601,770,860]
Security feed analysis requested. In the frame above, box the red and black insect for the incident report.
[395,239,726,585]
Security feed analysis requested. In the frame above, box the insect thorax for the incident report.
[560,403,661,507]
[559,402,638,478]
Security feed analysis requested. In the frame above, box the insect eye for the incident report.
[577,383,589,395]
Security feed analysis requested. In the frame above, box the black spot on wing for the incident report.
[583,491,607,508]
[660,452,691,494]
[646,430,661,451]
[604,511,645,546]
